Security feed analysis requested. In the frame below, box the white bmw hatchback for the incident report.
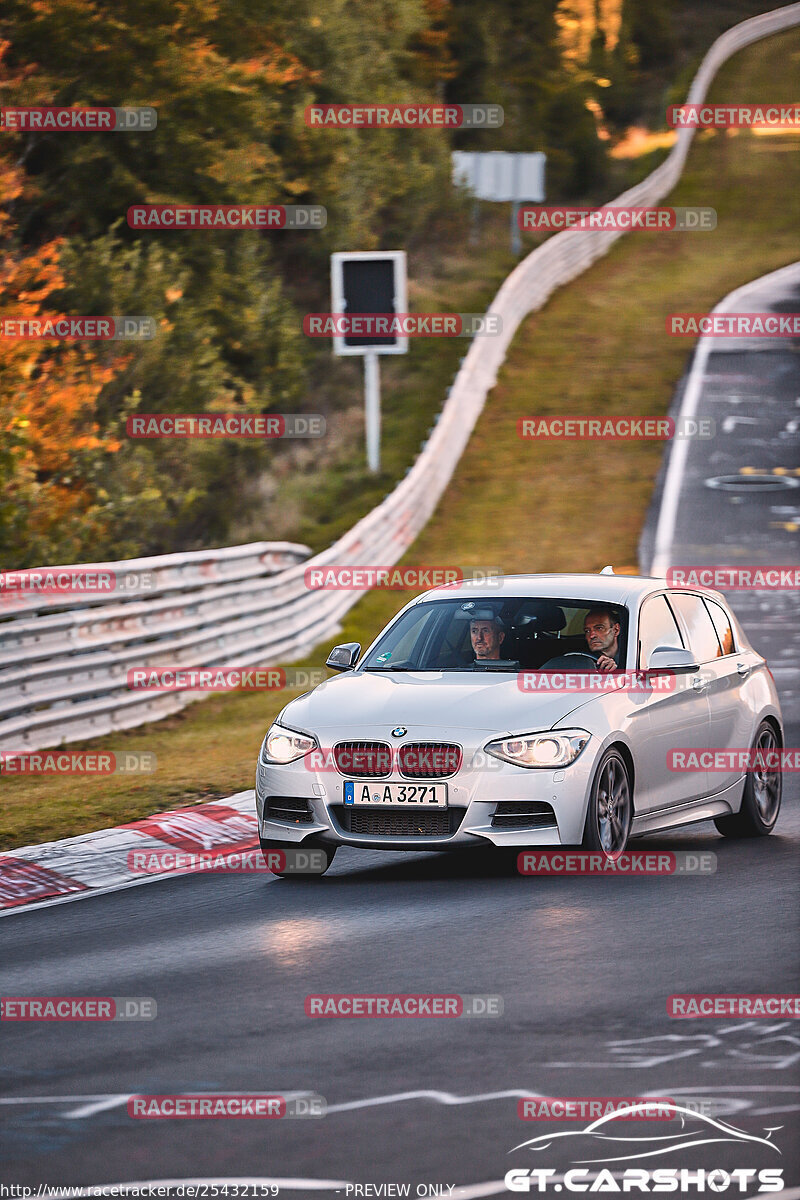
[255,574,783,873]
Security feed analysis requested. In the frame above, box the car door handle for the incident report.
[692,675,707,692]
[736,662,751,677]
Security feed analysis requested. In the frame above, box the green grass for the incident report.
[3,27,799,849]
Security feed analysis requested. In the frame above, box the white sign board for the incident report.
[330,250,408,357]
[452,151,545,203]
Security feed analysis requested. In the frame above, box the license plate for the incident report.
[343,781,448,807]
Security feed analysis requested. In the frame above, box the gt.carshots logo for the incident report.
[506,1104,784,1191]
[503,1170,784,1193]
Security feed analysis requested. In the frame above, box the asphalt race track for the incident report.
[1,268,799,1193]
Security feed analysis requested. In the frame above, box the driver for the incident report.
[470,615,506,661]
[583,607,621,673]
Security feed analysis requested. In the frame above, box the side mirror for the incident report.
[326,642,361,672]
[647,645,698,672]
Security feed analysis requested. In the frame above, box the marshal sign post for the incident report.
[330,250,408,473]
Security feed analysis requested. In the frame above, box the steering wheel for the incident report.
[539,653,599,671]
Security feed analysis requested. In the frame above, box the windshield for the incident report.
[360,597,629,672]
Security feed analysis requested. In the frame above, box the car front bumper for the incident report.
[254,731,598,852]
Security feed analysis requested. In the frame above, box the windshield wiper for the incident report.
[364,665,418,672]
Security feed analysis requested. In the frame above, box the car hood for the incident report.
[280,670,590,736]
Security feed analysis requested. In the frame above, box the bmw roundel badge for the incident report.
[391,727,407,738]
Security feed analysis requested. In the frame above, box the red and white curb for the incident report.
[0,790,258,914]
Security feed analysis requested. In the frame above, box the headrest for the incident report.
[512,601,567,633]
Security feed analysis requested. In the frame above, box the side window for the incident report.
[637,595,684,669]
[703,598,735,656]
[669,592,723,663]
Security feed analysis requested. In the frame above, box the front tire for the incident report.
[581,749,633,853]
[714,721,781,838]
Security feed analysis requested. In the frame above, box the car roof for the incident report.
[415,572,715,608]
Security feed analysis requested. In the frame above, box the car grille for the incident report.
[332,806,465,838]
[491,801,557,829]
[397,742,462,778]
[333,741,392,777]
[265,796,314,824]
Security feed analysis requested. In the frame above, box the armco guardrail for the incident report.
[0,544,311,749]
[2,3,798,753]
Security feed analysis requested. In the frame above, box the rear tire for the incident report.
[714,721,781,838]
[581,749,632,852]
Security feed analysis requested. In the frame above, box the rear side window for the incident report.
[703,598,735,655]
[669,592,723,663]
[637,595,684,669]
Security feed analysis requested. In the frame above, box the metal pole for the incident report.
[364,349,381,473]
[511,201,521,257]
[510,153,521,256]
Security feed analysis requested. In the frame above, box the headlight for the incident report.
[260,723,317,764]
[485,728,589,769]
